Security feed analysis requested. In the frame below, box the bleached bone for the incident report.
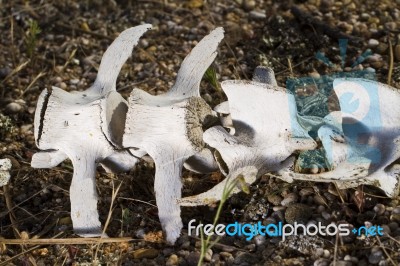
[180,80,317,206]
[123,28,224,244]
[214,101,235,135]
[123,96,214,244]
[278,78,400,197]
[31,24,151,236]
[0,158,12,186]
[213,67,278,135]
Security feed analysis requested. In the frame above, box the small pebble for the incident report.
[220,251,233,259]
[245,243,256,252]
[309,71,320,79]
[392,206,400,214]
[368,247,383,264]
[390,213,400,223]
[381,224,391,236]
[54,76,62,83]
[299,187,314,197]
[373,203,386,215]
[253,235,266,246]
[376,43,388,54]
[249,10,266,20]
[321,211,331,220]
[267,194,283,205]
[281,193,298,206]
[242,0,256,11]
[314,258,329,266]
[0,67,11,79]
[388,222,399,232]
[317,205,325,213]
[166,254,179,266]
[70,79,80,85]
[186,251,200,266]
[132,248,159,259]
[273,206,286,211]
[385,21,397,31]
[204,249,213,262]
[58,82,67,90]
[368,39,379,48]
[371,61,384,68]
[323,249,330,258]
[335,261,352,266]
[285,203,312,224]
[5,102,22,114]
[315,248,324,257]
[180,241,191,249]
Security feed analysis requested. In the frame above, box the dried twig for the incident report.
[1,60,30,84]
[21,71,46,96]
[376,236,396,266]
[388,38,394,86]
[0,232,64,266]
[3,184,20,239]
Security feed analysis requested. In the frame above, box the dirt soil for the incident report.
[1,0,400,265]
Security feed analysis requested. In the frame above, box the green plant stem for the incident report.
[197,178,237,266]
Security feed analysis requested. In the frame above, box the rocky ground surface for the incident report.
[1,0,400,265]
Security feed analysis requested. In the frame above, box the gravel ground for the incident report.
[1,0,400,265]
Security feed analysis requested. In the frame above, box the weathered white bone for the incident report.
[87,24,152,95]
[31,25,151,236]
[123,28,224,244]
[0,158,12,186]
[123,96,214,243]
[278,78,400,197]
[180,80,317,206]
[213,67,278,135]
[214,101,235,134]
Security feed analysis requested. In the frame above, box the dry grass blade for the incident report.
[21,71,46,96]
[388,39,394,86]
[94,179,123,260]
[1,60,30,84]
[118,196,157,208]
[0,232,64,266]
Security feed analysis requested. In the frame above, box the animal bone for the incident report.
[124,96,215,243]
[0,158,12,186]
[31,24,151,236]
[123,27,223,244]
[180,78,317,206]
[278,78,400,197]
